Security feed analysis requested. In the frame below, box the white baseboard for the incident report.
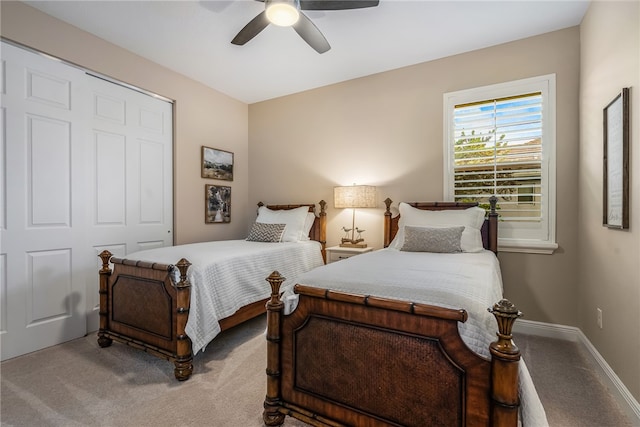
[513,318,581,342]
[514,319,640,425]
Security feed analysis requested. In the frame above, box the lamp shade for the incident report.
[334,185,377,209]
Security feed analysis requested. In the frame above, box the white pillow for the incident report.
[389,203,485,252]
[256,205,310,242]
[299,212,316,241]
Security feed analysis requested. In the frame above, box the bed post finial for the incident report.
[174,258,191,285]
[488,299,522,426]
[264,271,286,426]
[384,197,392,213]
[266,271,285,304]
[489,195,498,215]
[489,299,521,351]
[98,250,112,273]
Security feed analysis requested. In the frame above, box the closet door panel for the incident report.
[28,115,71,226]
[94,130,126,225]
[26,249,72,324]
[1,42,90,360]
[86,75,173,331]
[139,139,164,224]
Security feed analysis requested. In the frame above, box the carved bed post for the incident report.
[488,299,523,427]
[97,250,113,348]
[488,195,499,253]
[318,200,327,263]
[383,198,393,247]
[173,258,193,381]
[263,271,286,426]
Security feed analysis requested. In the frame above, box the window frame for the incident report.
[443,74,558,254]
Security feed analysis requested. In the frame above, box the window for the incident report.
[443,75,557,254]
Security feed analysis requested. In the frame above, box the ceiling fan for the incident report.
[231,0,380,54]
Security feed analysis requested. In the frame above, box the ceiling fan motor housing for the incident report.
[265,0,301,27]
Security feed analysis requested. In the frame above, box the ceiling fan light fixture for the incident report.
[265,0,300,27]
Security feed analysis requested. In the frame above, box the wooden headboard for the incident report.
[382,197,499,254]
[257,201,327,262]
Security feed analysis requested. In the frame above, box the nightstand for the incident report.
[325,246,374,263]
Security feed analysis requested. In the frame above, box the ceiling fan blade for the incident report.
[293,12,331,53]
[300,0,379,10]
[231,11,270,45]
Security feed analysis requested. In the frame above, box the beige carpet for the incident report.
[0,314,635,427]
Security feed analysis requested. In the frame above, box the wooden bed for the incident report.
[97,201,327,381]
[263,197,524,427]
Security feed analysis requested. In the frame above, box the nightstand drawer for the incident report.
[329,251,356,262]
[325,246,374,263]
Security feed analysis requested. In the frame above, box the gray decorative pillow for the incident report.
[400,226,464,253]
[246,222,286,243]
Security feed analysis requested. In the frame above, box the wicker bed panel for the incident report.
[293,315,463,426]
[111,274,173,341]
[278,292,493,426]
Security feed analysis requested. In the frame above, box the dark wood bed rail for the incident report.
[383,196,499,253]
[264,271,522,427]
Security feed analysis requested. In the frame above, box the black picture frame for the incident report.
[205,184,231,223]
[603,87,630,229]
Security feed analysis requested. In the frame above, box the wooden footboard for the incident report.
[97,251,271,381]
[263,272,522,427]
[97,250,194,380]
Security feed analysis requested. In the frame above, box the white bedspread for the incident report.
[124,240,324,355]
[292,248,502,356]
[290,248,548,427]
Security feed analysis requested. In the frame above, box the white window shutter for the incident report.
[444,75,557,253]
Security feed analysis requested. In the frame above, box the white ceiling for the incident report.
[24,0,590,104]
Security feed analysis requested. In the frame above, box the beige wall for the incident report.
[0,1,250,245]
[249,27,581,327]
[579,1,640,401]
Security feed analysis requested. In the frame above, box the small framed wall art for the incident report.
[202,146,233,181]
[603,87,630,229]
[205,184,231,223]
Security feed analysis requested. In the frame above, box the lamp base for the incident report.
[340,243,368,248]
[340,238,367,248]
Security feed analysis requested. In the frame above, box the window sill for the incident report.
[498,239,558,255]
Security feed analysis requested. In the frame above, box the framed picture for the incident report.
[202,146,233,181]
[205,184,231,223]
[603,87,630,229]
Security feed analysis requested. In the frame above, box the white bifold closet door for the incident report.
[0,42,173,361]
[85,75,173,332]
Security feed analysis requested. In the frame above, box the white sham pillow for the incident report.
[299,212,316,241]
[257,205,310,242]
[389,203,485,252]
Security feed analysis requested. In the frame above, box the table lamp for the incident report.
[334,184,377,248]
